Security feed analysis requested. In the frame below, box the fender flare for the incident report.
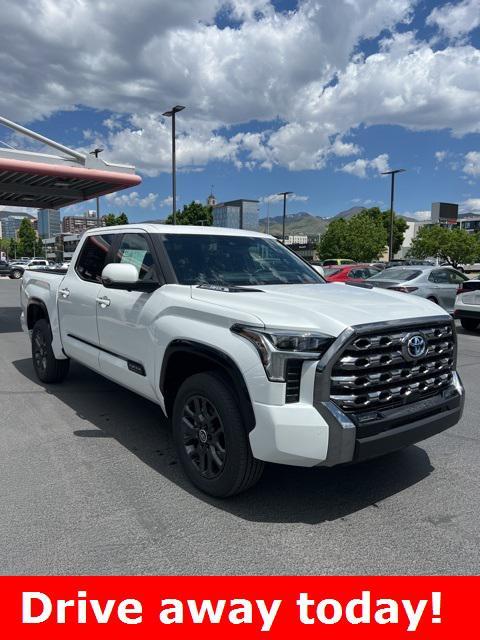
[160,339,256,432]
[26,297,50,329]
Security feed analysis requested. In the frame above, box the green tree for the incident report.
[103,213,118,226]
[9,238,17,259]
[408,225,480,268]
[164,201,213,226]
[116,212,129,225]
[17,218,36,257]
[35,237,44,257]
[103,212,129,226]
[362,207,408,256]
[318,212,388,262]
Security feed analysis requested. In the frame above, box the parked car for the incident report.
[454,279,480,330]
[443,261,480,274]
[324,264,381,283]
[9,258,50,279]
[385,259,434,269]
[367,265,468,313]
[0,259,11,276]
[20,225,464,497]
[321,258,355,266]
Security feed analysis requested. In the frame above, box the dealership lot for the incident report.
[1,277,480,575]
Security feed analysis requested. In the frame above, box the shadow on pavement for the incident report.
[0,307,22,334]
[13,356,434,525]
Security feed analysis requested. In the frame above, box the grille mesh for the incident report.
[331,322,454,413]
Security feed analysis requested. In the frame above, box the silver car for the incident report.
[367,265,468,313]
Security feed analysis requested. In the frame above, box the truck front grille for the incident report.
[330,321,455,413]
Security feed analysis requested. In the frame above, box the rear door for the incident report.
[96,231,164,400]
[428,268,457,311]
[58,232,115,369]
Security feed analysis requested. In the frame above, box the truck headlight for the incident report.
[231,324,334,382]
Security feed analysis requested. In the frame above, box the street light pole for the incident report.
[89,148,104,227]
[163,105,186,225]
[381,169,406,261]
[278,191,293,243]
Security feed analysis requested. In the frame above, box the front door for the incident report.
[96,231,163,400]
[58,232,115,370]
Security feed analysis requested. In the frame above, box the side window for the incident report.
[75,234,114,283]
[429,269,448,284]
[114,233,156,281]
[449,270,467,284]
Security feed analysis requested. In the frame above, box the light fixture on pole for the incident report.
[278,191,293,243]
[162,105,186,225]
[381,169,406,261]
[89,147,104,226]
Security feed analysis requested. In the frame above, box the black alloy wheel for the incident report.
[181,395,226,479]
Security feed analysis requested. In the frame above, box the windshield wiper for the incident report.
[197,284,264,293]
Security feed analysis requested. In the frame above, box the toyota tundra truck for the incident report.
[20,225,464,497]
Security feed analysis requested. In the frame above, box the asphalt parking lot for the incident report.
[1,277,480,575]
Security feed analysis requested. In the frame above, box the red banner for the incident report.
[0,576,476,638]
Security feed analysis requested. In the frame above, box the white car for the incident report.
[454,280,480,330]
[20,225,464,496]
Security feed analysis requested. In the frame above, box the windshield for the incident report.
[163,234,324,286]
[369,268,422,282]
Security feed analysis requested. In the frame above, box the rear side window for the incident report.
[429,269,450,284]
[114,233,156,281]
[75,234,114,283]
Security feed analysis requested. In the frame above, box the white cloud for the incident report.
[3,0,480,176]
[461,198,480,212]
[261,193,309,203]
[463,151,480,177]
[339,153,389,178]
[427,0,480,40]
[105,190,159,209]
[404,210,431,221]
[435,150,448,162]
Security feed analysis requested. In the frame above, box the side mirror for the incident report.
[101,263,159,292]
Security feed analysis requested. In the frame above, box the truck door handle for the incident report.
[59,288,70,299]
[96,296,111,308]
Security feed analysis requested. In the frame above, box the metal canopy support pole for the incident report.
[0,115,86,162]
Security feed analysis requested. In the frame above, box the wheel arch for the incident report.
[160,340,256,432]
[27,298,50,330]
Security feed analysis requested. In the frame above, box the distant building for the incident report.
[2,215,31,239]
[284,234,309,245]
[62,211,103,234]
[207,189,216,207]
[212,199,259,231]
[43,233,82,263]
[37,208,61,238]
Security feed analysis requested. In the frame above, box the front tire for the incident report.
[11,269,22,279]
[460,318,479,331]
[31,319,70,383]
[172,372,264,497]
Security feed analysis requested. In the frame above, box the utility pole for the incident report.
[381,169,406,261]
[278,191,293,243]
[89,148,104,226]
[163,105,186,224]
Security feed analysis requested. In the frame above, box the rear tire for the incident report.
[460,318,479,331]
[427,296,439,305]
[172,371,264,497]
[11,269,22,279]
[31,319,70,383]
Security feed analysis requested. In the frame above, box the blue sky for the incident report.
[1,0,480,222]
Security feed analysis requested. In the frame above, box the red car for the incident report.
[323,264,381,283]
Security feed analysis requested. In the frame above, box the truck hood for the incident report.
[191,283,449,337]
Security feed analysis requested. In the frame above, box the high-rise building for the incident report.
[212,199,259,231]
[37,208,61,238]
[3,215,30,239]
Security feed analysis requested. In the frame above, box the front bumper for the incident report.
[249,373,464,467]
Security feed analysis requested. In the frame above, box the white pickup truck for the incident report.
[20,225,464,496]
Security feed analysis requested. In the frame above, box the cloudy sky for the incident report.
[1,0,480,221]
